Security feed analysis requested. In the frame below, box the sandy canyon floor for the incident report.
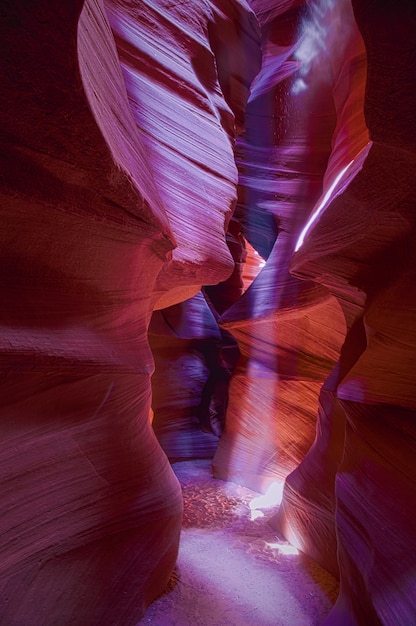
[138,460,338,625]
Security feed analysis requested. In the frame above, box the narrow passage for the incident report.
[139,460,338,625]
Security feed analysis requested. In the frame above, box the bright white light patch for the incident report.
[249,481,284,514]
[295,159,355,252]
[291,78,307,95]
[267,542,299,556]
[250,510,264,521]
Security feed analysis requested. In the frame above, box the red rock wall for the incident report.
[213,0,367,493]
[278,1,416,624]
[0,1,182,623]
[0,0,260,623]
[214,0,416,623]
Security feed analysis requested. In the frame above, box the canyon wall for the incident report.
[281,2,416,623]
[1,0,415,624]
[0,0,259,623]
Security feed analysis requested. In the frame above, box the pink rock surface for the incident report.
[281,1,416,623]
[104,0,261,308]
[0,0,259,623]
[213,0,363,493]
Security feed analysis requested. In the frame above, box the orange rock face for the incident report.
[214,0,367,491]
[277,1,416,624]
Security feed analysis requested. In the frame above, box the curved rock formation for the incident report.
[104,0,261,308]
[213,0,366,494]
[278,0,416,623]
[0,0,260,623]
[0,1,182,623]
[149,291,239,460]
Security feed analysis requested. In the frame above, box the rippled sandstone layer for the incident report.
[0,0,260,623]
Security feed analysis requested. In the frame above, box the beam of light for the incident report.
[291,77,307,95]
[267,542,299,556]
[290,0,338,98]
[294,159,355,252]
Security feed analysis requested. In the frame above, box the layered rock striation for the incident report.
[278,1,416,623]
[0,0,260,623]
[213,0,367,494]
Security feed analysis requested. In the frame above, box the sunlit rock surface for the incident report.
[0,0,260,623]
[279,0,416,624]
[213,0,363,494]
[105,0,262,308]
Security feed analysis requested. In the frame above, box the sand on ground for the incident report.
[138,460,338,626]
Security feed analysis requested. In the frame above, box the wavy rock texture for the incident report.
[279,0,416,624]
[149,292,239,460]
[212,0,365,493]
[150,219,245,463]
[0,0,260,623]
[104,0,262,308]
[0,2,181,624]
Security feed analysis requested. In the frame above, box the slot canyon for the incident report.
[0,0,415,624]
